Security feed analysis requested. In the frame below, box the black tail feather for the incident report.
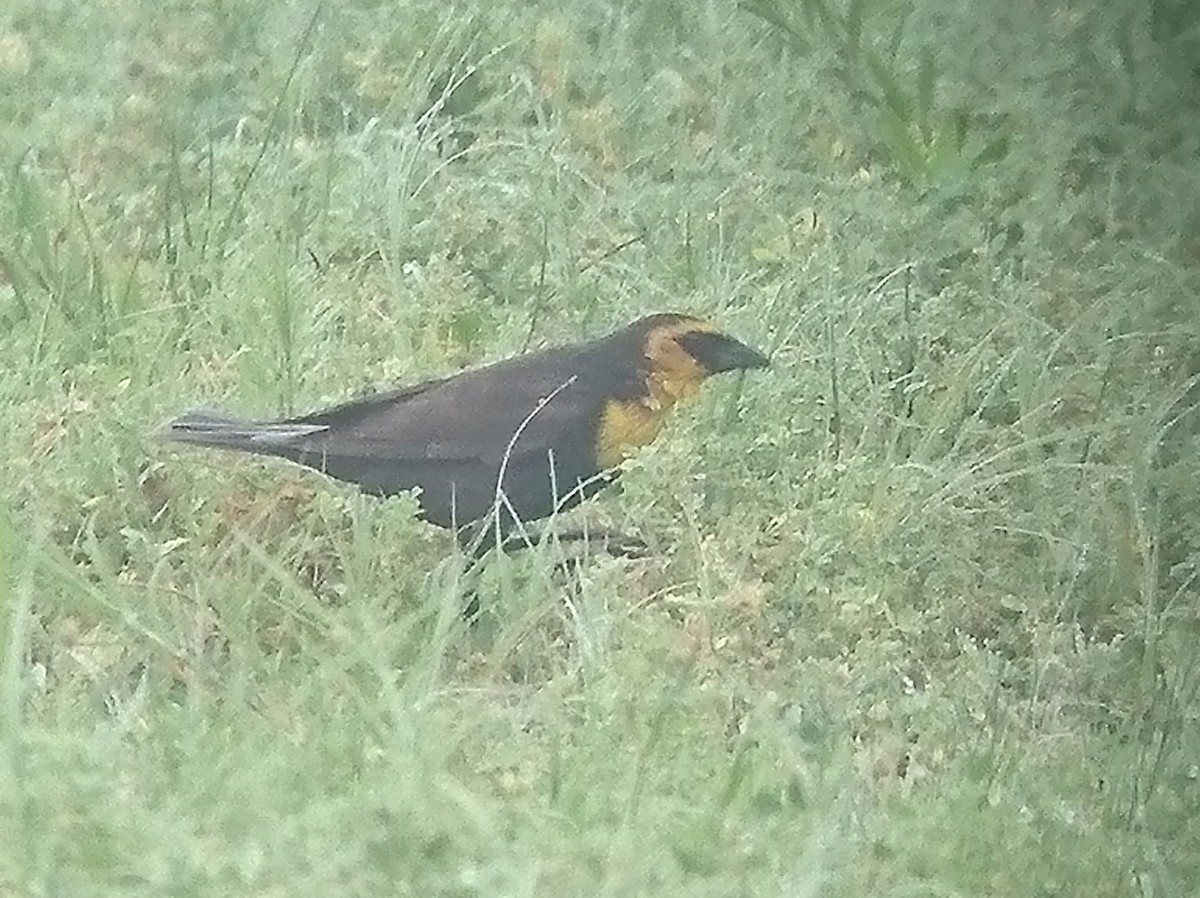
[161,412,327,453]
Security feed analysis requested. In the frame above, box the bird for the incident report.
[164,312,769,551]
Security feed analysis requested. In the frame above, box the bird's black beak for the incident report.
[676,330,771,374]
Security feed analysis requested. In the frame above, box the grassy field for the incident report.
[2,0,1199,894]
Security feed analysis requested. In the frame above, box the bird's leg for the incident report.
[451,515,651,622]
[458,516,650,560]
[523,526,650,559]
[453,512,524,622]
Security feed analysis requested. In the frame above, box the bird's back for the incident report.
[243,336,638,526]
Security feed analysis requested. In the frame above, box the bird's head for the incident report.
[627,312,770,403]
[594,313,770,469]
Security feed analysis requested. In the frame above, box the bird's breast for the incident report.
[595,396,671,469]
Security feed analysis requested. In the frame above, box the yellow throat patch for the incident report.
[595,318,716,469]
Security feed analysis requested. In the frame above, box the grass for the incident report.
[2,0,1200,894]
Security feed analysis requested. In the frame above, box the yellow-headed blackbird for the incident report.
[165,313,768,542]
